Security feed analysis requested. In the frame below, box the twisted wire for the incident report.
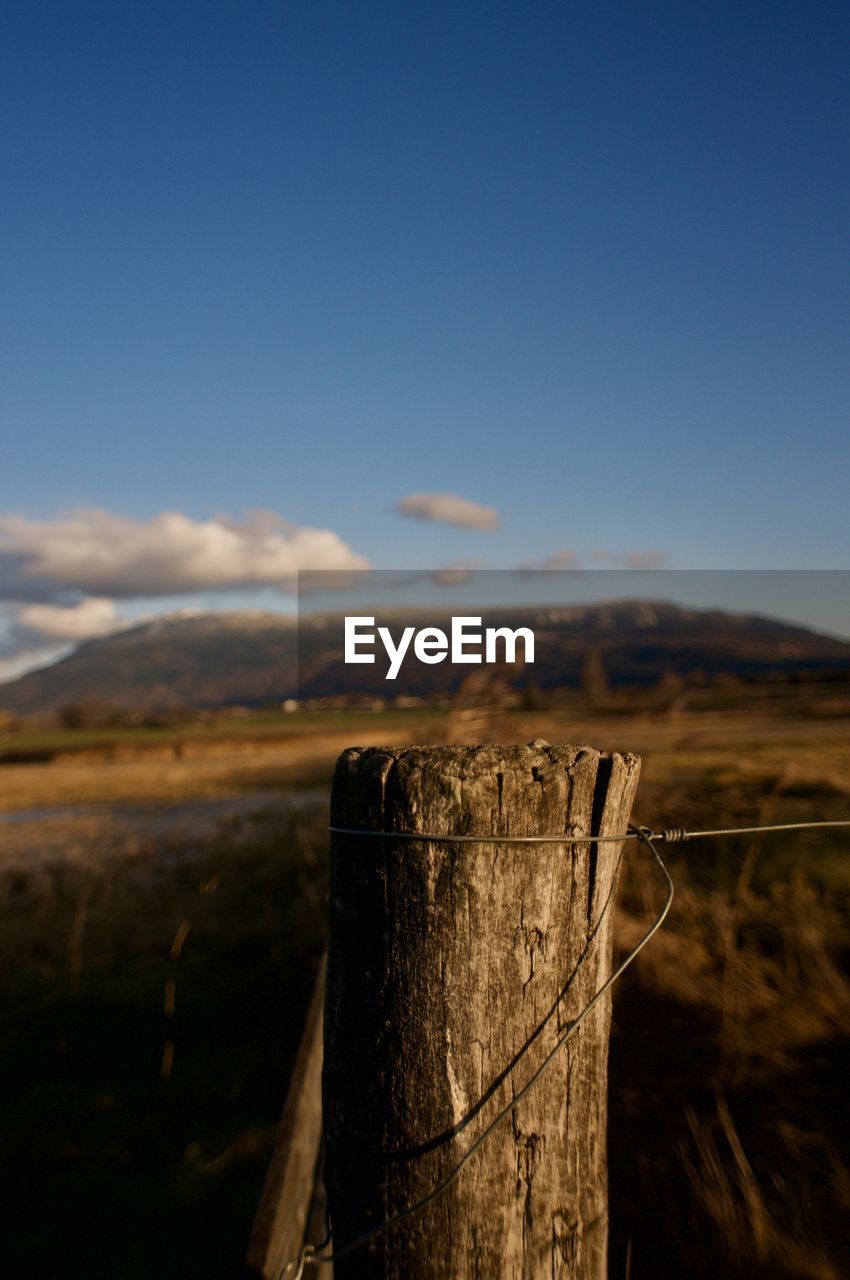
[328,819,850,844]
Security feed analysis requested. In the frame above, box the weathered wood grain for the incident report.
[246,955,326,1280]
[324,743,640,1279]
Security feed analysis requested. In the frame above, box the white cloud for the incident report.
[0,597,124,676]
[0,508,370,599]
[516,549,578,571]
[623,549,666,569]
[17,597,122,641]
[395,492,501,532]
[0,647,68,684]
[429,566,477,587]
[591,548,667,569]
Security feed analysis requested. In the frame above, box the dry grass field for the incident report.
[1,692,848,1277]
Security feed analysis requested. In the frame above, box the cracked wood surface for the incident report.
[324,744,640,1279]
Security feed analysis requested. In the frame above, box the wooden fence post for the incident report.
[246,957,327,1279]
[323,742,640,1279]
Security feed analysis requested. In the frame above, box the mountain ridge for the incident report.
[1,601,848,714]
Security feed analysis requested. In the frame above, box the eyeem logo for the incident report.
[344,616,535,681]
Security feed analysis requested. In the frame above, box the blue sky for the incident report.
[1,2,848,674]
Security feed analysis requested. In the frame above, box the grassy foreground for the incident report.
[1,700,848,1277]
[0,798,329,1278]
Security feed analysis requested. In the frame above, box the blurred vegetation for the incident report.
[609,779,850,1279]
[0,705,444,765]
[0,798,328,1279]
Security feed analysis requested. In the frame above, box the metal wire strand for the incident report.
[328,819,850,845]
[279,1210,331,1279]
[285,825,674,1273]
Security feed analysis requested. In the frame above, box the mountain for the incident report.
[0,601,848,716]
[297,600,850,698]
[0,612,297,715]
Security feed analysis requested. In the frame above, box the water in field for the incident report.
[0,786,327,872]
[0,787,325,828]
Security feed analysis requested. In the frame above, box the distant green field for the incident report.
[0,705,444,761]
